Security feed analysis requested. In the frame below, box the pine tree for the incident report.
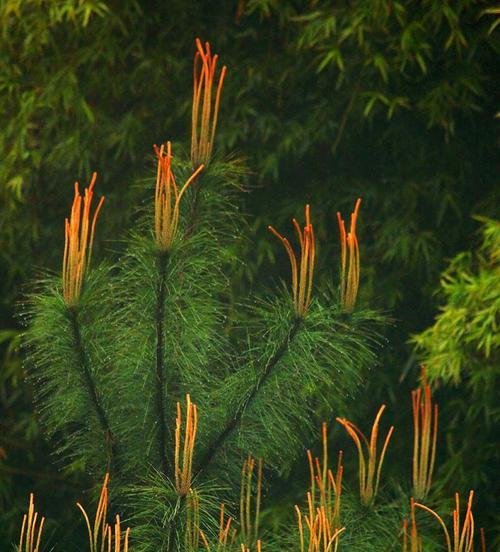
[21,39,489,552]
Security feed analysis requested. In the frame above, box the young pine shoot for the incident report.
[336,404,394,506]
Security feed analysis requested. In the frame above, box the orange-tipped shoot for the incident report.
[306,423,343,532]
[200,503,236,551]
[18,494,45,552]
[191,38,227,167]
[62,172,104,306]
[412,365,438,500]
[402,499,423,552]
[295,504,345,552]
[336,405,394,506]
[154,142,204,251]
[76,474,131,552]
[414,491,475,552]
[337,198,361,312]
[268,205,316,318]
[240,456,263,547]
[175,394,198,496]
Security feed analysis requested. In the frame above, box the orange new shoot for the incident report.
[306,423,343,532]
[18,494,45,552]
[62,172,104,306]
[402,499,423,552]
[191,38,227,167]
[336,405,394,506]
[412,366,438,499]
[154,142,204,251]
[200,503,236,551]
[414,491,476,552]
[175,394,198,496]
[295,503,345,552]
[268,205,315,318]
[77,473,130,552]
[296,423,344,552]
[240,456,263,547]
[337,198,361,312]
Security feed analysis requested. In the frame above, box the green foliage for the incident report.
[412,218,499,385]
[412,218,500,546]
[1,0,498,548]
[22,147,388,549]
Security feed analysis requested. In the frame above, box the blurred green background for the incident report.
[0,0,498,548]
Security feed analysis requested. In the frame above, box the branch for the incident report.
[68,307,117,472]
[196,317,303,475]
[155,251,170,476]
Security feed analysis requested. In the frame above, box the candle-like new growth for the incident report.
[154,142,204,251]
[77,474,130,552]
[306,423,343,533]
[240,456,263,547]
[62,172,104,306]
[412,365,438,499]
[336,405,394,506]
[337,198,361,312]
[402,499,423,552]
[200,503,236,551]
[105,516,130,552]
[268,205,316,318]
[76,473,109,552]
[414,491,476,552]
[295,503,345,552]
[175,394,198,496]
[191,38,227,167]
[297,423,344,552]
[18,494,45,552]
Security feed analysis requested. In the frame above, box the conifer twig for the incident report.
[153,144,203,474]
[60,175,116,470]
[268,205,316,318]
[68,307,117,472]
[18,494,45,552]
[337,198,361,312]
[195,316,302,475]
[336,405,394,506]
